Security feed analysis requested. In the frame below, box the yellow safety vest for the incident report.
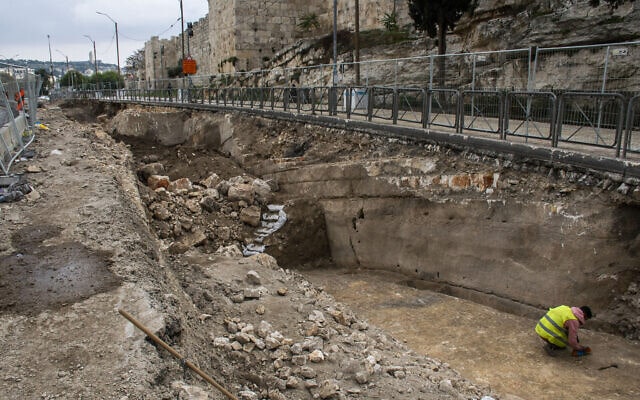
[535,305,577,348]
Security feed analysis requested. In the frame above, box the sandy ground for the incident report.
[304,268,640,400]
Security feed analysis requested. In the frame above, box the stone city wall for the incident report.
[145,0,411,77]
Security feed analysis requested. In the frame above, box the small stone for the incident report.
[257,321,273,338]
[168,177,193,192]
[318,379,340,399]
[309,350,325,363]
[256,305,266,315]
[298,366,317,379]
[240,205,262,227]
[277,287,288,296]
[244,288,262,299]
[246,270,261,285]
[148,175,170,190]
[286,376,300,389]
[292,355,307,366]
[201,173,221,189]
[355,371,368,384]
[231,341,243,351]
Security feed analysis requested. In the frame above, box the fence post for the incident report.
[392,87,399,125]
[368,87,374,122]
[422,88,428,129]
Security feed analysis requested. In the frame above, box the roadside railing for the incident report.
[80,85,640,161]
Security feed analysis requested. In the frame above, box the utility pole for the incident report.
[333,0,338,86]
[47,34,54,76]
[96,11,121,77]
[84,35,98,76]
[355,0,360,85]
[180,0,185,62]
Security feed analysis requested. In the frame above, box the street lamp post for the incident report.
[47,34,54,76]
[55,50,69,75]
[56,49,74,89]
[84,35,98,76]
[96,11,120,77]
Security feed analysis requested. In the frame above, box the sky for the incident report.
[0,0,209,67]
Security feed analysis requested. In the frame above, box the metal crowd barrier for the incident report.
[1,67,38,175]
[556,92,626,157]
[101,86,640,160]
[504,92,557,142]
[623,95,640,158]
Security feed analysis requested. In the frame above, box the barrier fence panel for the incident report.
[271,88,287,111]
[396,87,425,127]
[623,95,640,158]
[533,41,640,92]
[556,92,625,156]
[0,69,36,175]
[426,89,459,131]
[504,91,557,142]
[345,86,371,120]
[308,87,332,115]
[460,90,504,135]
[370,86,396,123]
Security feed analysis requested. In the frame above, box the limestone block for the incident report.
[148,175,170,190]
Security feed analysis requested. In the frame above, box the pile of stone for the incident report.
[190,254,494,400]
[136,161,276,255]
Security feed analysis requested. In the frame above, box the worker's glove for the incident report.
[572,347,591,357]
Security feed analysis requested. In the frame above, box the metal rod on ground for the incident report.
[118,309,238,400]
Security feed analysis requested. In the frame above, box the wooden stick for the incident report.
[118,309,238,400]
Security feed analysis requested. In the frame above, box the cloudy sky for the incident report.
[0,0,209,67]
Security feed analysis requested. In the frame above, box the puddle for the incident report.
[0,225,121,315]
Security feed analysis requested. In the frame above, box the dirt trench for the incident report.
[3,100,638,399]
[95,101,640,399]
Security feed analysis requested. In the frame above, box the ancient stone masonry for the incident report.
[142,0,640,84]
[143,0,410,78]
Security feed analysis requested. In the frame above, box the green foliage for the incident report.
[408,0,477,39]
[407,0,477,54]
[359,29,410,47]
[167,63,183,78]
[219,56,238,69]
[88,71,124,88]
[297,13,320,32]
[381,11,399,32]
[59,71,86,87]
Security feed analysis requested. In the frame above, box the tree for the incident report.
[408,0,477,88]
[407,0,477,56]
[35,68,53,95]
[59,71,86,88]
[124,48,145,75]
[90,71,125,88]
[589,0,632,8]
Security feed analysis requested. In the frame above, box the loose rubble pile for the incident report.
[136,160,282,256]
[172,250,494,400]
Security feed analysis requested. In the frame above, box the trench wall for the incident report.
[263,158,639,323]
[105,104,640,335]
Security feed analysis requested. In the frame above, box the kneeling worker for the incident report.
[535,305,593,357]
